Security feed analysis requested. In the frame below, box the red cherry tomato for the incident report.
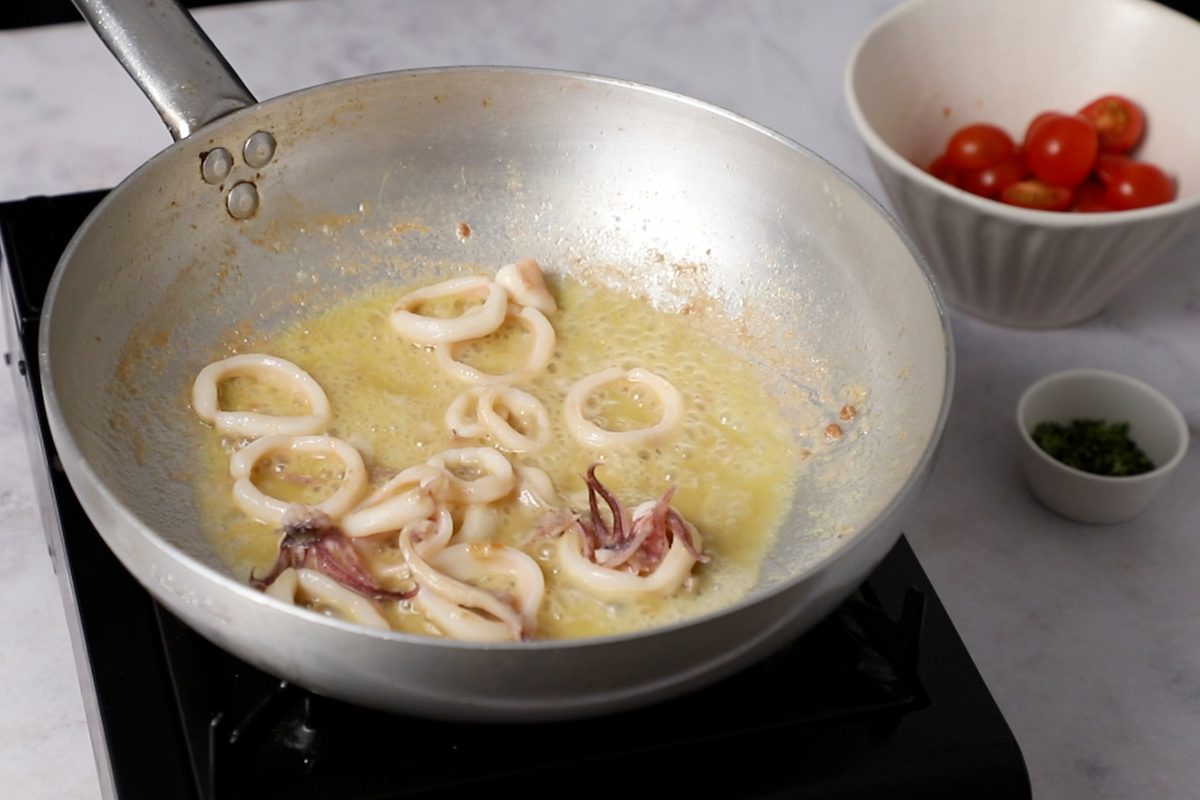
[1079,95,1145,155]
[920,94,1164,214]
[1023,112,1057,151]
[946,124,1016,171]
[1000,179,1074,212]
[1024,113,1099,189]
[959,155,1027,199]
[1073,180,1112,212]
[1103,161,1176,210]
[1094,153,1132,185]
[928,153,960,186]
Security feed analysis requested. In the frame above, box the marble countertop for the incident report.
[1,1,1197,797]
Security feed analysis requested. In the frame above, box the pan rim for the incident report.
[38,64,955,652]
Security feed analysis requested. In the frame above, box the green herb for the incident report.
[1031,419,1155,477]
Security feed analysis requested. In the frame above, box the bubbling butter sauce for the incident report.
[191,274,798,639]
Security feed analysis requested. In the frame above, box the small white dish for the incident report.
[1016,369,1189,524]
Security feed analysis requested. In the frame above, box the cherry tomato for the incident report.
[1103,161,1175,210]
[921,94,1164,214]
[1022,112,1057,151]
[959,155,1027,199]
[946,124,1016,171]
[1024,113,1099,189]
[1079,95,1145,155]
[1072,180,1111,212]
[928,153,960,186]
[1000,179,1074,212]
[1094,153,1132,185]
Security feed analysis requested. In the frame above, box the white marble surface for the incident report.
[1,1,1197,797]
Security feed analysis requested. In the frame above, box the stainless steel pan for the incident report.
[41,0,953,720]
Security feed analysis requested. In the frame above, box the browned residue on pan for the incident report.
[329,99,366,126]
[243,206,364,254]
[210,254,242,299]
[391,221,431,237]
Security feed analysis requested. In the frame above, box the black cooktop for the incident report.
[1,189,1030,799]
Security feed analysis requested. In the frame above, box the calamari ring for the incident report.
[413,586,518,643]
[263,565,299,603]
[494,258,557,313]
[265,567,390,630]
[563,367,684,448]
[362,507,453,581]
[456,504,497,543]
[433,306,556,385]
[389,276,508,345]
[444,387,488,439]
[515,465,559,509]
[229,434,367,526]
[412,507,455,557]
[341,464,449,538]
[426,446,515,505]
[192,353,330,438]
[476,386,551,453]
[400,527,525,641]
[556,527,699,599]
[429,542,545,629]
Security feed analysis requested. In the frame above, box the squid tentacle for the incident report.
[251,505,415,601]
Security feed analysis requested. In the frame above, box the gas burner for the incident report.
[2,190,1030,799]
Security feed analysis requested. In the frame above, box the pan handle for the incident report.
[71,0,257,141]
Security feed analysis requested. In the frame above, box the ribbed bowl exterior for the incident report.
[846,0,1200,328]
[872,154,1200,328]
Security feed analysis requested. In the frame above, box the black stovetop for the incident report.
[1,189,1030,800]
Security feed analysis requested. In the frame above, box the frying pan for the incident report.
[41,0,953,721]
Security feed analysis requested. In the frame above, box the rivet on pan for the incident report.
[226,181,260,220]
[200,147,233,184]
[243,131,277,168]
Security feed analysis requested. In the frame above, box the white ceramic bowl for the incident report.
[846,0,1200,328]
[1016,369,1189,524]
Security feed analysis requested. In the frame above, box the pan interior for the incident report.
[44,68,947,617]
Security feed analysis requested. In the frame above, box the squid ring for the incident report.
[340,464,449,538]
[192,353,330,438]
[265,567,390,630]
[389,276,508,344]
[476,386,551,453]
[429,542,545,630]
[400,527,525,642]
[425,446,515,505]
[433,306,556,385]
[494,258,557,313]
[456,503,498,543]
[563,367,684,448]
[557,527,699,599]
[229,434,367,526]
[412,584,519,643]
[514,465,560,508]
[362,507,454,581]
[263,565,300,603]
[443,387,489,439]
[410,507,455,558]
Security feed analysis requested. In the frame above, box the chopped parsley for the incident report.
[1031,419,1155,477]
